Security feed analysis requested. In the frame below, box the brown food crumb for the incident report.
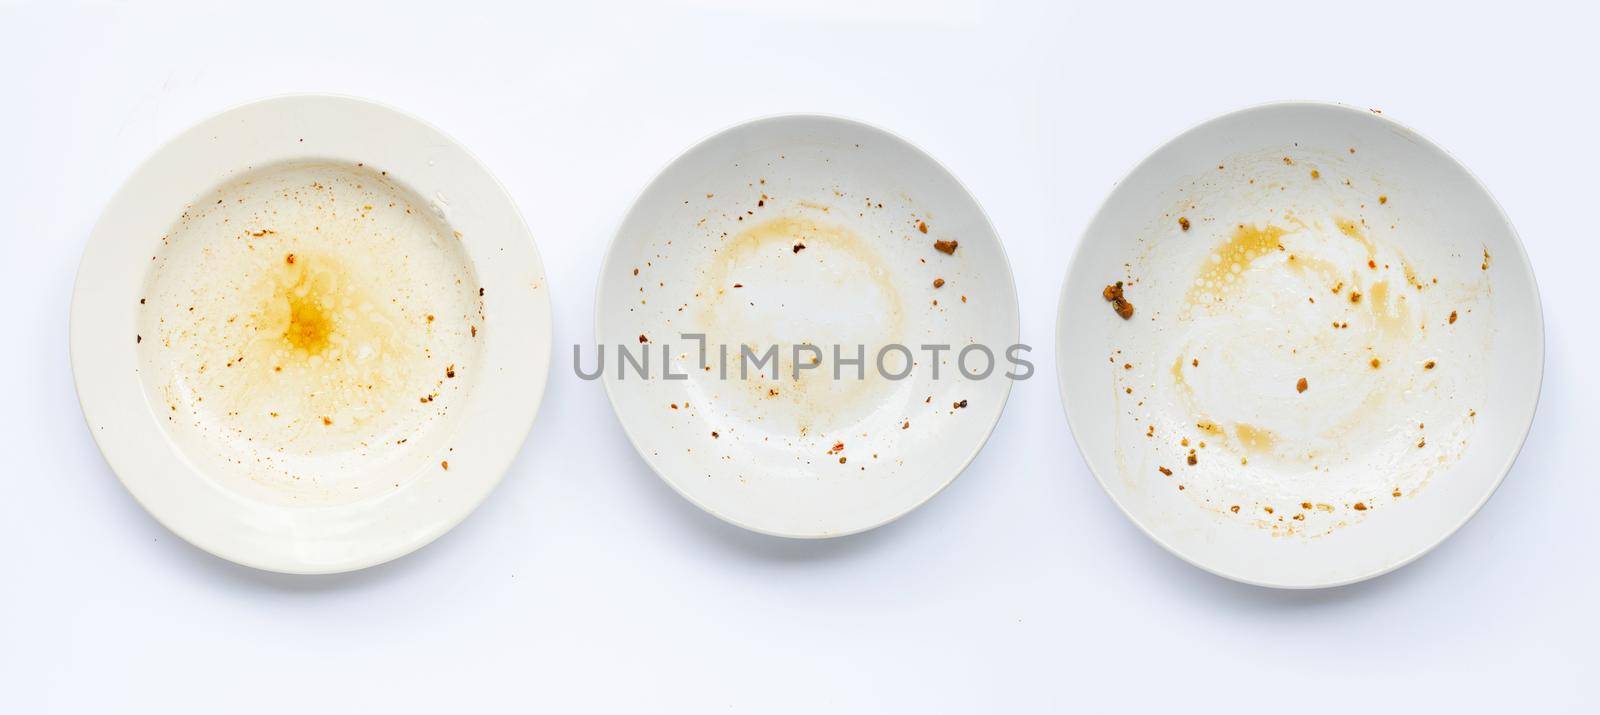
[1349,291,1362,303]
[1230,505,1240,513]
[638,334,648,343]
[1178,216,1190,231]
[321,416,333,426]
[918,220,928,234]
[1102,281,1134,319]
[1186,452,1198,466]
[933,278,945,288]
[793,242,806,253]
[933,239,958,255]
[1296,377,1308,393]
[1449,310,1458,324]
[1378,195,1388,205]
[1310,169,1321,179]
[1354,502,1367,511]
[284,253,296,265]
[711,431,719,438]
[1370,358,1381,369]
[440,460,449,470]
[445,364,456,378]
[953,399,968,409]
[1158,466,1172,476]
[1424,360,1436,370]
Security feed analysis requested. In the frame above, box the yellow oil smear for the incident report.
[1234,423,1277,453]
[277,256,336,354]
[700,215,903,327]
[1186,223,1289,310]
[1335,218,1377,260]
[240,251,412,427]
[697,215,905,429]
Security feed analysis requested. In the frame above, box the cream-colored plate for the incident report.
[1057,102,1542,588]
[71,95,551,574]
[598,115,1019,537]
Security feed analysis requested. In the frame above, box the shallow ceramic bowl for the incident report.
[71,95,552,574]
[1057,102,1542,588]
[598,115,1019,537]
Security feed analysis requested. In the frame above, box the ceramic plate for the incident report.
[1057,102,1542,588]
[71,95,552,573]
[598,115,1020,537]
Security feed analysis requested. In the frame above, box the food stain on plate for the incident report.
[137,161,484,506]
[1106,147,1493,537]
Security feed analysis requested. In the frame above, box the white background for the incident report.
[2,0,1595,711]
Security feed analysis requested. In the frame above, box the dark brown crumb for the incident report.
[918,220,928,234]
[1349,291,1362,303]
[711,431,719,438]
[932,278,945,289]
[1178,216,1190,231]
[933,239,958,255]
[1102,281,1134,319]
[1158,466,1172,476]
[1230,505,1240,513]
[285,253,296,265]
[1296,377,1308,393]
[1424,360,1436,370]
[638,334,648,343]
[953,399,968,409]
[445,364,456,378]
[1354,502,1367,511]
[1186,451,1198,466]
[1449,310,1458,324]
[793,242,806,253]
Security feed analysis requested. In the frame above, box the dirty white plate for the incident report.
[1057,102,1542,588]
[598,115,1019,538]
[71,95,552,574]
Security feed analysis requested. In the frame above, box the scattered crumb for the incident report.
[1102,281,1134,319]
[933,239,958,255]
[1178,216,1190,231]
[1296,377,1308,393]
[918,220,928,234]
[933,278,945,288]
